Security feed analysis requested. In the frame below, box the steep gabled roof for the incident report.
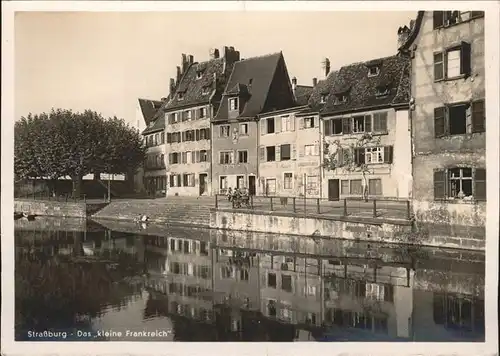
[138,98,163,125]
[294,85,313,106]
[321,55,410,115]
[163,57,226,110]
[214,52,283,122]
[398,11,425,52]
[142,113,165,135]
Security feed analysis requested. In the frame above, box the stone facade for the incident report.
[402,12,486,230]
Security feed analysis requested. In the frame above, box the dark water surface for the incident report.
[14,218,485,342]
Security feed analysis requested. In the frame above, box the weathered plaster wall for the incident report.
[211,120,258,193]
[411,12,485,226]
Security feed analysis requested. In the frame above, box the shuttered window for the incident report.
[434,168,486,201]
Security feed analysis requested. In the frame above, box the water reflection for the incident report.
[15,218,485,342]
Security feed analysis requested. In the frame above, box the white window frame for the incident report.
[306,176,319,190]
[186,110,192,120]
[237,149,248,163]
[283,172,293,190]
[219,176,228,190]
[446,48,461,78]
[368,66,380,77]
[320,95,328,104]
[229,97,239,111]
[304,117,315,128]
[199,107,207,118]
[219,125,230,137]
[239,123,249,136]
[304,144,315,156]
[219,151,233,165]
[365,147,384,164]
[196,71,203,80]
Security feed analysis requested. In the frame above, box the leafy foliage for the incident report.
[322,133,381,200]
[15,109,146,196]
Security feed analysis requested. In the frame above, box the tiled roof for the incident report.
[163,57,227,110]
[321,55,410,115]
[294,85,313,106]
[142,112,165,135]
[296,70,338,116]
[138,98,163,125]
[214,52,283,122]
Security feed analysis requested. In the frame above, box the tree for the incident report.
[322,133,382,201]
[15,109,146,198]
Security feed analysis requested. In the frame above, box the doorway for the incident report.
[248,176,256,196]
[328,179,340,201]
[199,173,207,196]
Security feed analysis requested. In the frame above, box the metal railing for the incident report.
[15,191,108,203]
[214,194,412,220]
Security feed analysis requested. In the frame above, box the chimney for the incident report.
[223,46,241,73]
[169,78,176,96]
[291,77,297,95]
[312,78,318,87]
[181,53,188,72]
[323,58,331,77]
[176,66,182,83]
[188,55,194,64]
[397,25,411,50]
[210,48,220,59]
[161,97,168,102]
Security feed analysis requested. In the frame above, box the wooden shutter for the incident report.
[460,41,472,77]
[342,117,351,134]
[192,109,197,120]
[169,153,173,164]
[166,133,171,143]
[337,148,344,166]
[314,143,319,156]
[298,145,304,158]
[364,115,372,133]
[354,148,365,165]
[290,116,295,131]
[434,107,446,137]
[299,117,304,130]
[206,150,211,163]
[433,169,447,199]
[324,119,331,136]
[276,145,281,161]
[474,168,486,201]
[433,11,444,29]
[195,151,200,163]
[275,117,281,133]
[471,99,485,133]
[259,146,266,162]
[260,120,266,135]
[230,151,235,164]
[383,146,393,164]
[291,144,297,160]
[191,173,196,187]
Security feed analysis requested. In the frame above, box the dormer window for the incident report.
[334,94,348,105]
[177,92,184,100]
[196,71,203,80]
[320,95,328,104]
[375,85,390,98]
[229,97,239,111]
[368,66,380,77]
[202,87,211,95]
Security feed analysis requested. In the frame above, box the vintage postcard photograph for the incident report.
[1,1,499,356]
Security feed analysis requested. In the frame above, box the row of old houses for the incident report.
[136,11,485,228]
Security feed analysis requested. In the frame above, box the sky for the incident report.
[15,11,416,127]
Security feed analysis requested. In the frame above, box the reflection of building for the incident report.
[399,11,486,241]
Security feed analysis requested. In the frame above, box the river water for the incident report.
[14,218,485,342]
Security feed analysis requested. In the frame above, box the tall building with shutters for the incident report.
[399,11,485,245]
[320,54,412,201]
[211,52,296,196]
[164,47,240,196]
[257,78,313,197]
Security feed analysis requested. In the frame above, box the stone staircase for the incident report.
[91,196,214,227]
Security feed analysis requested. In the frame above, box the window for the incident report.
[237,150,248,163]
[239,123,248,135]
[219,125,230,137]
[304,144,316,156]
[280,144,291,161]
[284,173,293,189]
[240,269,249,281]
[434,42,471,81]
[178,92,184,100]
[266,179,277,195]
[160,132,165,144]
[267,300,277,317]
[365,147,384,163]
[170,152,180,164]
[266,118,275,134]
[304,117,315,128]
[354,146,393,164]
[320,95,328,103]
[373,112,388,132]
[305,285,317,296]
[229,97,239,111]
[199,107,207,118]
[350,180,363,195]
[268,273,277,288]
[219,176,228,190]
[196,71,203,79]
[221,266,234,279]
[266,146,276,162]
[433,11,484,29]
[282,275,293,292]
[375,85,390,97]
[352,115,368,133]
[334,94,348,105]
[368,66,380,77]
[281,116,293,131]
[434,167,486,201]
[160,154,165,167]
[324,118,343,135]
[341,180,349,195]
[236,175,245,189]
[201,87,211,95]
[219,151,233,165]
[434,100,485,137]
[368,179,382,196]
[199,150,208,162]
